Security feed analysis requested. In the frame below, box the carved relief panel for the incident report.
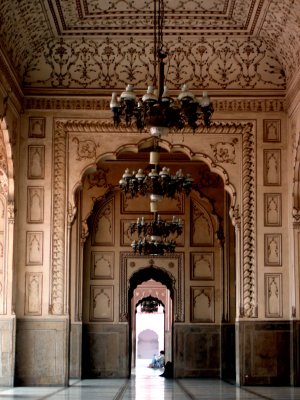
[191,286,215,322]
[28,117,45,138]
[265,274,282,318]
[92,198,114,245]
[190,252,214,280]
[263,120,281,143]
[90,285,114,321]
[264,234,282,266]
[27,187,44,223]
[91,252,114,279]
[26,231,43,265]
[28,145,45,179]
[264,193,282,227]
[263,150,281,186]
[25,272,43,316]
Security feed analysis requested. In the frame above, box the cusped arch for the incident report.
[99,137,236,207]
[128,265,175,301]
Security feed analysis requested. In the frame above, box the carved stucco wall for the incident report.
[22,37,285,90]
[51,118,256,318]
[1,0,299,86]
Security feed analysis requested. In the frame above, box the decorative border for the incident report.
[25,98,285,113]
[50,121,67,315]
[241,121,256,317]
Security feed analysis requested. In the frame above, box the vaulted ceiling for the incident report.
[0,0,299,96]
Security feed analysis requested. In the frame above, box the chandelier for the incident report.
[110,0,213,134]
[139,296,161,313]
[130,213,183,255]
[119,143,194,200]
[120,141,188,255]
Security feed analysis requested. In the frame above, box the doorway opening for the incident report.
[128,267,175,376]
[132,279,172,373]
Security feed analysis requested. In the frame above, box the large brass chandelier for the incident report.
[110,0,214,134]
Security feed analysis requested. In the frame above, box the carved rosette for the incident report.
[51,121,67,315]
[241,123,256,317]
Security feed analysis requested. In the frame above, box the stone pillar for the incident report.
[231,205,241,385]
[291,208,300,385]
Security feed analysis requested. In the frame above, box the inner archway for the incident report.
[71,131,238,380]
[128,266,175,374]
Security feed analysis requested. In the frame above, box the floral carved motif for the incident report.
[72,137,100,161]
[23,37,285,90]
[210,138,238,164]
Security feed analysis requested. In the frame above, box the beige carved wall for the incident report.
[14,110,290,321]
[6,96,290,384]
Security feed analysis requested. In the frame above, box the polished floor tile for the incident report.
[1,360,300,399]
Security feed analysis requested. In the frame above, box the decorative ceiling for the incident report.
[0,0,299,95]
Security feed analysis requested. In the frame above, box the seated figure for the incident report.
[148,350,165,369]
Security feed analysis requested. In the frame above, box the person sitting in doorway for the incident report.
[148,350,165,369]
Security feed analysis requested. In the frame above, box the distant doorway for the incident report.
[135,294,165,363]
[129,273,174,373]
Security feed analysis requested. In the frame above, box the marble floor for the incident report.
[1,360,300,399]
